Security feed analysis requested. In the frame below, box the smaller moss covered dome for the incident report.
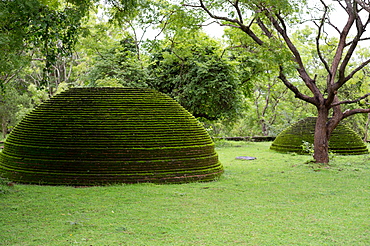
[0,87,223,185]
[270,117,369,155]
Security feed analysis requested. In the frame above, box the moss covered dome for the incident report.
[270,117,369,155]
[0,87,223,185]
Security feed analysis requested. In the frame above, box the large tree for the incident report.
[183,0,370,163]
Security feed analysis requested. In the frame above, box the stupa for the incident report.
[270,117,368,155]
[0,87,223,185]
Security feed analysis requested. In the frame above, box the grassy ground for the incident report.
[1,141,370,245]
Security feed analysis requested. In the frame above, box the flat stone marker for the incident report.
[236,156,256,160]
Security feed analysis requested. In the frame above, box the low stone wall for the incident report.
[214,136,276,142]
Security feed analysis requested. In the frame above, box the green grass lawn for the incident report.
[1,141,370,245]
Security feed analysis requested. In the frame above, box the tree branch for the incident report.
[185,0,265,45]
[233,0,244,24]
[347,36,370,45]
[355,0,370,13]
[256,18,274,38]
[326,0,356,104]
[315,0,331,75]
[151,9,176,45]
[342,57,370,84]
[268,12,321,102]
[337,3,366,86]
[331,93,370,107]
[278,66,317,105]
[343,108,370,119]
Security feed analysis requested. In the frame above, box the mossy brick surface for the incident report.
[0,87,223,185]
[270,117,368,155]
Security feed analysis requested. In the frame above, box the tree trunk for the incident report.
[313,108,330,164]
[260,118,268,136]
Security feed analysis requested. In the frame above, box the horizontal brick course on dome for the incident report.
[270,117,369,155]
[0,87,223,185]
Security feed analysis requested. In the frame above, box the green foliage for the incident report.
[105,0,143,21]
[14,84,50,129]
[301,140,314,155]
[0,87,223,185]
[0,0,92,86]
[27,84,49,105]
[0,0,36,83]
[224,26,295,79]
[0,85,32,139]
[85,37,149,87]
[0,82,72,139]
[148,32,246,120]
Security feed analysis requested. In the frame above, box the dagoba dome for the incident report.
[270,117,368,155]
[0,87,223,185]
